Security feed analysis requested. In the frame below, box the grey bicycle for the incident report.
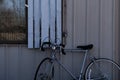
[34,42,120,80]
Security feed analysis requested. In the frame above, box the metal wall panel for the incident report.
[28,0,62,48]
[100,0,113,58]
[28,0,34,48]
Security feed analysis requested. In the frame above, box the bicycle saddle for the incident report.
[77,44,93,50]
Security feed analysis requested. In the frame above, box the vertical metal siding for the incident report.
[34,0,41,48]
[28,0,62,48]
[41,0,50,43]
[28,0,34,48]
[100,0,113,58]
[0,0,118,80]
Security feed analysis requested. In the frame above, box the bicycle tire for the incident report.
[85,58,120,80]
[34,57,54,80]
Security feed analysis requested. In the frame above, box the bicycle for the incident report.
[34,42,120,80]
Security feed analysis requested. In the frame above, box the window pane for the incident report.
[0,0,27,43]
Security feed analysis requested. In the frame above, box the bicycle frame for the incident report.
[35,42,120,80]
[51,49,89,80]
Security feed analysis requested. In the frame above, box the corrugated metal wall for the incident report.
[0,0,119,80]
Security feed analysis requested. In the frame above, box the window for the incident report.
[0,0,27,43]
[0,0,62,46]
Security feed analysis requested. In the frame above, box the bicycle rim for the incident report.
[85,58,120,80]
[34,58,54,80]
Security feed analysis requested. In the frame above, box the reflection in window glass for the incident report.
[0,0,27,43]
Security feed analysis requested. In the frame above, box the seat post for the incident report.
[79,50,88,80]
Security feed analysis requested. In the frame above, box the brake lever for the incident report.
[60,44,66,55]
[41,42,51,51]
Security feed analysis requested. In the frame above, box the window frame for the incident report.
[0,0,28,44]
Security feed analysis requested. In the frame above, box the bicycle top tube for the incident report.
[64,49,87,53]
[41,42,93,54]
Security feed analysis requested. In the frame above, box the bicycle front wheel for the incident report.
[34,57,54,80]
[85,58,120,80]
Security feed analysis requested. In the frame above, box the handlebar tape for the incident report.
[41,42,51,51]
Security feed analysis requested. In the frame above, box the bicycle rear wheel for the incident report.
[85,58,120,80]
[34,57,54,80]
